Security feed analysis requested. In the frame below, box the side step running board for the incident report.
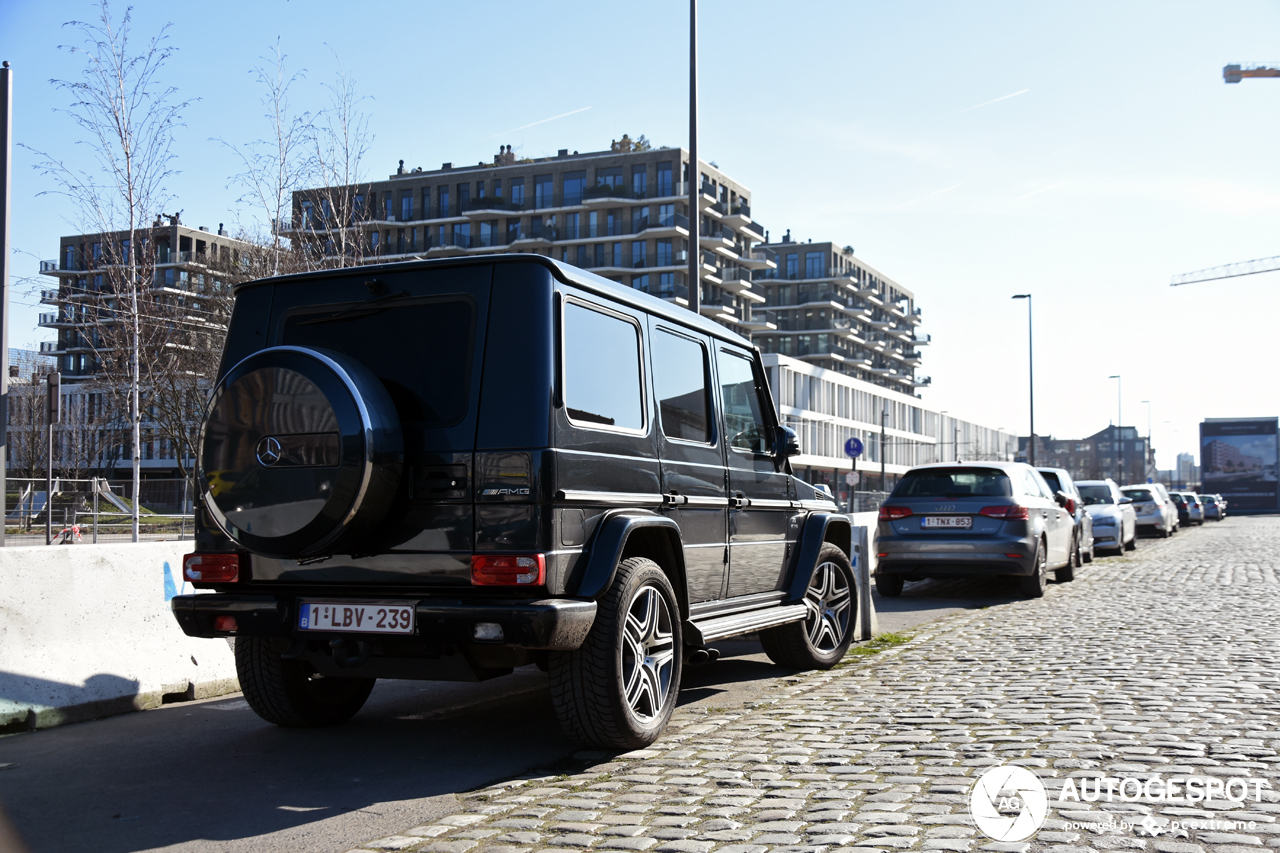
[686,603,809,645]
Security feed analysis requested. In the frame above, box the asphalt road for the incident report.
[0,571,1063,853]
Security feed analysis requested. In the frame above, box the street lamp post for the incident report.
[1141,400,1151,482]
[1012,294,1034,465]
[687,0,700,316]
[1109,375,1121,482]
[939,410,948,463]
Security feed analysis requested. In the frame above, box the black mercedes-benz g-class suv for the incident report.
[173,255,856,748]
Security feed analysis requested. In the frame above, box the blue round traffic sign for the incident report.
[845,437,864,458]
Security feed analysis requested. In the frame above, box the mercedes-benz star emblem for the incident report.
[256,436,282,467]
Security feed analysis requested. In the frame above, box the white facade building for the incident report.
[762,354,1016,501]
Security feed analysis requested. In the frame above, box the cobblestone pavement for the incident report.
[345,516,1280,853]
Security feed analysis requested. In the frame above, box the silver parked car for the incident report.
[875,461,1075,599]
[1038,466,1095,566]
[1121,482,1177,537]
[1077,479,1138,553]
[1202,493,1226,520]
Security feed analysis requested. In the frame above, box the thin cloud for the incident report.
[957,88,1029,115]
[484,107,591,140]
[895,182,964,211]
[1010,180,1072,203]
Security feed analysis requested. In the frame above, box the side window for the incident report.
[718,349,769,453]
[563,302,644,431]
[1023,469,1047,498]
[652,328,711,443]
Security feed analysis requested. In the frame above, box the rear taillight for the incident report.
[1065,498,1077,515]
[213,615,238,633]
[879,506,913,520]
[980,505,1030,520]
[183,553,241,583]
[471,554,545,586]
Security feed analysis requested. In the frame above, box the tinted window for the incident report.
[1079,485,1115,505]
[1023,469,1050,498]
[1124,489,1154,502]
[281,299,474,427]
[894,468,1012,498]
[718,349,768,453]
[653,329,710,443]
[1039,471,1063,493]
[563,303,643,430]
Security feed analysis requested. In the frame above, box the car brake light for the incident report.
[980,505,1030,520]
[183,553,241,583]
[471,554,545,586]
[1065,498,1076,515]
[213,615,238,633]
[879,506,912,520]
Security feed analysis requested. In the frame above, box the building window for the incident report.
[786,253,799,279]
[657,162,673,196]
[510,177,525,206]
[575,245,589,267]
[92,243,102,265]
[632,165,647,197]
[633,273,650,293]
[438,187,449,218]
[452,222,470,247]
[656,239,673,267]
[64,245,75,270]
[476,180,485,200]
[806,252,824,279]
[563,170,586,206]
[596,166,623,191]
[401,195,412,221]
[631,206,647,233]
[301,200,313,228]
[658,204,674,227]
[506,217,522,242]
[383,192,393,220]
[493,178,502,198]
[534,174,553,209]
[421,189,431,219]
[457,183,470,212]
[658,272,676,296]
[607,208,621,236]
[632,241,647,268]
[564,213,580,240]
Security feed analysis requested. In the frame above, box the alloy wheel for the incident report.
[621,585,675,723]
[804,560,853,652]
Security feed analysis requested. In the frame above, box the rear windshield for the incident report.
[281,298,475,427]
[1039,471,1063,492]
[1204,496,1218,504]
[1123,489,1153,502]
[1079,485,1115,505]
[1172,494,1185,503]
[893,468,1012,498]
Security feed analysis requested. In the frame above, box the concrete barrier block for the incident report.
[0,542,241,730]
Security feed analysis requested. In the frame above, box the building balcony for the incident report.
[739,250,776,271]
[637,213,690,238]
[38,313,74,328]
[913,333,932,346]
[913,376,933,388]
[723,202,752,229]
[699,294,736,320]
[40,289,61,304]
[743,309,777,331]
[39,342,61,354]
[461,198,528,218]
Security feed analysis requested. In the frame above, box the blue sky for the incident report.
[4,0,1280,469]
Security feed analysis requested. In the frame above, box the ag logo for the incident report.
[969,765,1048,841]
[256,436,282,467]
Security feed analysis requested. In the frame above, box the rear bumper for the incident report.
[171,593,597,651]
[876,547,1035,578]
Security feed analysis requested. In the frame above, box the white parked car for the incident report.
[1076,479,1138,553]
[1121,482,1177,538]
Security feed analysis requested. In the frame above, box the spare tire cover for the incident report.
[200,345,403,558]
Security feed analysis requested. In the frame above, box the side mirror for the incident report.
[814,483,834,499]
[1119,497,1133,505]
[1054,491,1069,508]
[774,425,800,458]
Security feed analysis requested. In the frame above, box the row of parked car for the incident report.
[874,460,1227,599]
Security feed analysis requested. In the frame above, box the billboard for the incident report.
[1200,418,1279,512]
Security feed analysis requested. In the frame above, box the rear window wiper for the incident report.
[296,290,411,325]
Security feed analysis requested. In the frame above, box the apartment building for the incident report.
[1018,425,1156,485]
[764,353,1014,500]
[284,143,777,338]
[753,237,927,393]
[37,216,253,380]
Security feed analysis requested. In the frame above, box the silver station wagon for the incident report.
[875,461,1076,599]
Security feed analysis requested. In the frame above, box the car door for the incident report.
[716,345,792,599]
[648,320,728,604]
[1026,468,1069,565]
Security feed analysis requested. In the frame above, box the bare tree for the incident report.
[216,41,313,277]
[26,0,188,541]
[306,61,374,269]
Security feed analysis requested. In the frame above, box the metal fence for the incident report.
[848,490,889,514]
[5,477,194,545]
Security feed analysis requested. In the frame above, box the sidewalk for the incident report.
[344,517,1280,853]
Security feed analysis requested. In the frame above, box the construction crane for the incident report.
[1170,66,1280,284]
[1172,255,1280,286]
[1224,64,1280,83]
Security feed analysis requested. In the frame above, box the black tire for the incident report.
[760,544,856,670]
[1160,524,1171,538]
[1124,530,1138,551]
[1019,539,1048,598]
[549,557,682,749]
[235,637,375,727]
[1082,536,1094,563]
[875,572,905,597]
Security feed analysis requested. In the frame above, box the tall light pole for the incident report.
[0,61,12,546]
[1141,400,1152,482]
[1109,374,1122,482]
[687,0,700,316]
[939,410,948,462]
[1012,294,1033,465]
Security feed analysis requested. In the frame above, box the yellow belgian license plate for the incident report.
[299,601,416,634]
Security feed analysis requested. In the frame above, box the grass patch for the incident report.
[844,631,912,660]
